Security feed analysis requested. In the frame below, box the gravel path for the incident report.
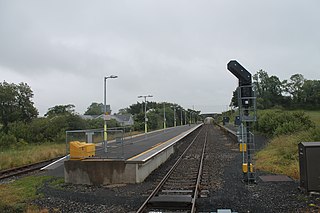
[32,125,320,212]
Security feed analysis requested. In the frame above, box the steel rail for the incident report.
[136,126,204,213]
[191,130,208,213]
[0,156,63,180]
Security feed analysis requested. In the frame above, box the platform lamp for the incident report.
[172,105,176,127]
[163,102,166,130]
[180,108,183,126]
[138,95,153,134]
[103,75,118,153]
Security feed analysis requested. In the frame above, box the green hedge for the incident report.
[0,115,120,149]
[256,110,314,137]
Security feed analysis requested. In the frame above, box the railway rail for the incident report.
[137,125,209,213]
[0,157,63,180]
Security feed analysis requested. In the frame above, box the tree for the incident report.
[230,89,238,108]
[253,70,269,98]
[0,81,38,133]
[147,110,162,130]
[231,70,319,110]
[127,102,144,114]
[45,104,75,117]
[252,70,284,109]
[84,102,103,115]
[117,108,129,115]
[300,80,320,109]
[267,75,283,105]
[125,101,191,131]
[17,83,39,122]
[8,113,89,144]
[283,74,305,106]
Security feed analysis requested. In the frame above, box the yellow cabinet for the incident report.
[70,141,95,159]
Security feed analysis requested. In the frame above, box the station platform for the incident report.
[45,124,202,185]
[95,124,200,161]
[216,123,238,142]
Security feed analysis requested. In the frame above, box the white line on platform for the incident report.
[40,125,197,170]
[40,155,69,170]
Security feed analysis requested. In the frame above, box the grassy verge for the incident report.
[0,130,144,171]
[48,177,65,190]
[256,130,316,179]
[305,110,320,124]
[256,110,320,179]
[0,143,66,171]
[0,175,51,212]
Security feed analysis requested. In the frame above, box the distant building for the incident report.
[110,114,134,126]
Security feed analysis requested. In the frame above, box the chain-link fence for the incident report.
[66,126,134,160]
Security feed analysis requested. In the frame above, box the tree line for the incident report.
[230,70,320,110]
[0,81,199,149]
[119,102,200,131]
[0,82,119,148]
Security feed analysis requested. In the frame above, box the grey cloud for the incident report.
[0,0,319,115]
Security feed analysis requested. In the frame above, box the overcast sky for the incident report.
[1,0,319,115]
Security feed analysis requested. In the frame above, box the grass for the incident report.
[0,143,66,171]
[0,130,144,171]
[0,175,51,212]
[48,177,65,190]
[256,110,320,179]
[256,131,313,179]
[305,110,320,125]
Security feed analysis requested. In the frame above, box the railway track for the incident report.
[137,125,209,213]
[0,157,63,180]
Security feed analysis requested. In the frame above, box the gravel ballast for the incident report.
[32,125,319,212]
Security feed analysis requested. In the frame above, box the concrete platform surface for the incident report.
[95,124,199,160]
[63,124,202,184]
[44,124,201,184]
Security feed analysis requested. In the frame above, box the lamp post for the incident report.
[173,105,176,127]
[138,95,153,134]
[163,102,166,130]
[104,75,118,152]
[180,109,183,126]
[184,110,187,125]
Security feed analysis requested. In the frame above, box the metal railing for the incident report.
[65,126,133,160]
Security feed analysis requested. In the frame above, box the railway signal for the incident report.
[227,60,257,183]
[227,60,252,86]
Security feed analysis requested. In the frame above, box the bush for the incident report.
[1,114,123,148]
[6,115,91,145]
[309,126,320,141]
[256,110,314,137]
[133,121,144,131]
[0,133,17,149]
[86,118,104,129]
